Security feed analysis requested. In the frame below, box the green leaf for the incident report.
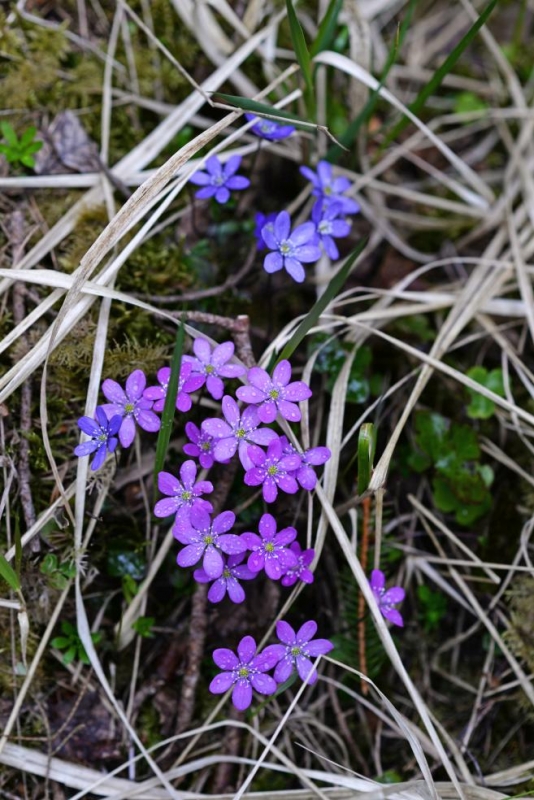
[466,367,504,419]
[0,121,18,146]
[51,636,71,649]
[132,616,156,638]
[310,0,343,57]
[0,552,20,591]
[432,476,458,513]
[63,646,77,665]
[153,318,185,485]
[19,126,37,146]
[285,0,313,97]
[382,0,499,148]
[277,238,367,364]
[40,553,58,575]
[414,411,448,462]
[20,154,36,168]
[213,93,307,128]
[454,91,489,115]
[357,423,376,494]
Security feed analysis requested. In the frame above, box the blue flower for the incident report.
[311,201,351,260]
[245,113,295,141]
[254,211,277,251]
[300,160,360,215]
[189,155,250,204]
[74,406,121,470]
[261,210,321,283]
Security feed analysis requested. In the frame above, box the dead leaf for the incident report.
[35,111,99,175]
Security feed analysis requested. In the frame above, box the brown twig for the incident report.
[6,210,38,549]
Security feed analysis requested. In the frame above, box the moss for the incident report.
[503,575,534,673]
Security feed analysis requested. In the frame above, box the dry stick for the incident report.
[357,496,371,696]
[7,210,38,550]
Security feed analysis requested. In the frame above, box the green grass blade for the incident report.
[357,423,376,495]
[277,238,367,365]
[310,0,343,57]
[0,552,20,591]
[213,93,308,128]
[326,0,416,161]
[382,0,499,148]
[286,0,313,96]
[153,318,185,487]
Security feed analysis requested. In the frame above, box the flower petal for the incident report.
[209,672,235,694]
[276,620,296,645]
[237,635,256,664]
[207,578,227,603]
[177,544,204,568]
[203,546,224,579]
[126,369,146,401]
[264,252,283,273]
[284,258,305,283]
[250,673,277,696]
[101,378,126,406]
[213,648,239,670]
[118,417,136,448]
[232,679,252,711]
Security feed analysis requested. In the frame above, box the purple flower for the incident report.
[254,212,277,251]
[244,438,301,504]
[143,363,204,414]
[183,421,218,469]
[370,570,405,627]
[183,339,245,400]
[269,620,334,685]
[189,155,250,204]
[101,370,161,448]
[245,113,295,141]
[281,542,315,587]
[201,395,277,470]
[173,507,245,578]
[74,406,122,470]
[236,359,312,423]
[209,635,279,711]
[261,210,321,283]
[311,201,351,260]
[194,553,256,603]
[280,435,331,490]
[153,461,213,521]
[241,513,298,580]
[300,160,360,215]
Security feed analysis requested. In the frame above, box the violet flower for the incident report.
[173,507,245,579]
[183,421,218,469]
[201,395,277,471]
[261,210,321,283]
[236,360,312,423]
[194,553,256,603]
[143,363,204,414]
[241,513,298,580]
[280,542,315,587]
[189,155,250,204]
[370,569,405,627]
[245,113,295,141]
[183,339,245,400]
[244,438,301,503]
[74,406,122,471]
[101,369,160,448]
[300,160,360,215]
[311,201,351,260]
[280,435,331,491]
[153,461,213,521]
[269,620,334,685]
[254,211,277,251]
[209,635,279,711]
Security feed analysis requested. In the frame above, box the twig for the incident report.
[6,210,38,549]
[358,496,372,695]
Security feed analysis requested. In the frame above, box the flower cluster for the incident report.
[210,621,333,710]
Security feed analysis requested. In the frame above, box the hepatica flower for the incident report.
[154,460,213,521]
[173,508,245,578]
[281,542,315,587]
[370,569,405,627]
[236,359,312,423]
[244,438,301,503]
[194,553,256,604]
[300,160,360,215]
[101,369,160,448]
[202,395,277,471]
[209,635,279,711]
[183,421,217,469]
[254,211,277,251]
[189,154,250,204]
[261,210,321,283]
[241,513,298,580]
[183,339,245,400]
[143,363,204,414]
[312,201,351,260]
[270,620,334,685]
[245,113,295,141]
[74,406,121,471]
[279,435,331,491]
